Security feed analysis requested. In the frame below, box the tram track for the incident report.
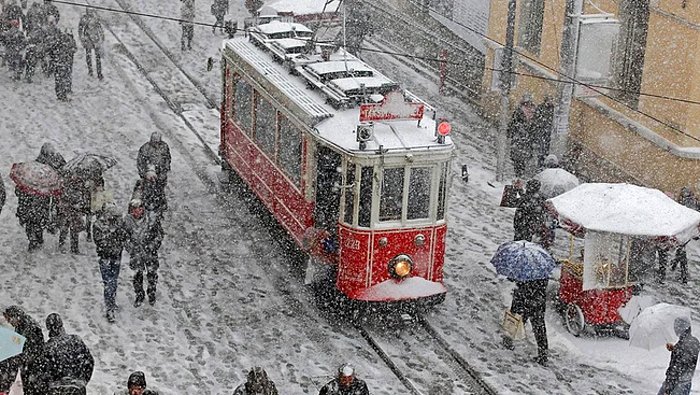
[97,3,501,392]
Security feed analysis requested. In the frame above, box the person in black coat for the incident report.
[58,172,89,254]
[44,313,94,395]
[93,204,129,322]
[532,96,555,169]
[0,174,6,215]
[15,185,51,251]
[137,132,171,187]
[124,199,164,307]
[659,317,699,395]
[114,371,160,395]
[513,179,546,243]
[54,28,76,101]
[2,306,47,395]
[36,142,67,171]
[318,364,369,395]
[502,279,549,366]
[232,367,278,395]
[2,20,26,81]
[507,94,538,178]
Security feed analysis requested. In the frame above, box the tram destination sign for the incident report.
[359,91,425,122]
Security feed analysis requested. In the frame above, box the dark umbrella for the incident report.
[9,162,63,197]
[63,153,117,177]
[490,240,557,281]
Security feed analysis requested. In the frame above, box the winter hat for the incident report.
[526,179,541,193]
[129,198,143,209]
[543,154,559,168]
[150,132,162,143]
[127,371,147,388]
[145,164,157,180]
[338,364,355,377]
[46,313,65,338]
[674,317,691,337]
[520,93,534,104]
[9,19,20,28]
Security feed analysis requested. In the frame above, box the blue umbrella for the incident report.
[490,241,556,281]
[0,327,26,362]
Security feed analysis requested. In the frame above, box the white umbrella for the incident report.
[533,168,580,199]
[629,303,691,350]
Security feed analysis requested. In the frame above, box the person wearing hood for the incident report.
[123,199,163,307]
[513,179,546,243]
[44,313,94,395]
[137,132,171,185]
[35,142,66,171]
[93,203,129,322]
[2,306,47,395]
[114,371,159,395]
[233,367,279,395]
[318,364,369,395]
[659,317,699,395]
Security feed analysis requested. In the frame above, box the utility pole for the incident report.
[551,0,584,161]
[495,0,517,182]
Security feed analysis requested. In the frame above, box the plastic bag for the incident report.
[502,309,526,341]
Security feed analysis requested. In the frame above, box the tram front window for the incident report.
[380,168,404,221]
[358,167,373,227]
[407,167,431,220]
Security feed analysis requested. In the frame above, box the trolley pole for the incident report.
[439,49,448,95]
[495,0,517,182]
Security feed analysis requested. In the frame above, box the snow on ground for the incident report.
[1,0,699,394]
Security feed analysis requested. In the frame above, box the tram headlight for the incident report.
[389,254,413,279]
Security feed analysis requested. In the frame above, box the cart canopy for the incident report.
[547,183,700,243]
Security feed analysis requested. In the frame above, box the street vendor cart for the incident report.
[547,183,700,337]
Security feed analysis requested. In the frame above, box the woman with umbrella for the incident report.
[492,241,555,366]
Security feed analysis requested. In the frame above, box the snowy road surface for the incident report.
[1,0,699,394]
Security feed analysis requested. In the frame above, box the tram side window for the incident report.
[358,167,373,227]
[407,167,431,220]
[255,94,277,156]
[234,78,253,134]
[437,163,448,220]
[344,164,356,225]
[278,114,302,186]
[380,168,404,222]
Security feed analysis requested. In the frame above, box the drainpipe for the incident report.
[495,0,517,182]
[551,0,584,162]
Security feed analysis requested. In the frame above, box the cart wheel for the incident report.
[565,304,586,337]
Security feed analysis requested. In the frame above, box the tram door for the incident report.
[314,145,342,234]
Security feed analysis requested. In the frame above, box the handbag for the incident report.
[500,184,520,208]
[501,309,526,341]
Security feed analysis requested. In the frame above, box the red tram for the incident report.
[218,33,454,303]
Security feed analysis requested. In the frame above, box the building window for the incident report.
[234,77,253,134]
[517,0,544,55]
[278,114,302,186]
[613,0,649,108]
[254,93,277,156]
[407,167,431,220]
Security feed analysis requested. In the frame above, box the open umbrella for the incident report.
[533,168,580,199]
[9,162,62,197]
[0,327,26,362]
[490,240,556,281]
[63,153,117,176]
[629,303,691,350]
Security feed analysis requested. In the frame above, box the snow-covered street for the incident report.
[1,0,699,394]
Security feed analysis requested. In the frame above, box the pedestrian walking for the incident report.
[57,172,89,254]
[93,204,129,322]
[513,179,546,243]
[24,25,45,83]
[0,174,6,215]
[180,0,194,50]
[318,364,369,395]
[124,198,164,307]
[533,95,555,169]
[2,306,48,395]
[78,8,104,79]
[44,313,94,395]
[54,28,76,101]
[670,187,699,284]
[2,19,26,81]
[42,17,60,75]
[658,317,699,395]
[16,185,50,251]
[507,94,538,178]
[24,1,45,33]
[233,367,278,395]
[114,371,159,395]
[210,0,228,34]
[136,132,171,212]
[132,166,167,218]
[36,142,67,171]
[501,278,549,366]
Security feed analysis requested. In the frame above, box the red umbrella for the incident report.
[9,162,63,197]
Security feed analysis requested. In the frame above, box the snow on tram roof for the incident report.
[305,60,374,75]
[223,38,452,154]
[329,76,396,91]
[255,21,313,35]
[271,38,307,49]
